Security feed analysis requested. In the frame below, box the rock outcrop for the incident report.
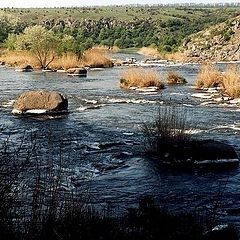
[182,16,240,62]
[12,91,68,115]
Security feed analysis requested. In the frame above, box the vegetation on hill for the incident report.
[182,15,240,62]
[0,5,240,56]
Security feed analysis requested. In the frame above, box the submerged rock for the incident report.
[12,91,68,116]
[192,140,239,168]
[156,139,239,170]
[204,224,238,240]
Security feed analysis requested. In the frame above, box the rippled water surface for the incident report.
[1,53,240,226]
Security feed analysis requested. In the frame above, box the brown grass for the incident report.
[120,67,164,89]
[166,71,187,84]
[81,49,113,68]
[222,65,240,99]
[195,64,223,89]
[0,49,113,70]
[0,50,40,68]
[50,52,83,70]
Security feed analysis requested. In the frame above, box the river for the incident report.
[0,52,240,226]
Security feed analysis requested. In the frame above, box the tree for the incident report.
[0,12,22,43]
[15,26,58,69]
[5,34,17,50]
[58,34,76,53]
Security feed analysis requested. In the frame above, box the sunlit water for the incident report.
[0,53,240,226]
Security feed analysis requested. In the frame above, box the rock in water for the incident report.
[12,91,68,115]
[15,65,33,72]
[158,139,239,170]
[67,68,87,77]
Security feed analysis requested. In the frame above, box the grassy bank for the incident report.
[0,48,113,70]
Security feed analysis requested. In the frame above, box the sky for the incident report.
[0,0,240,8]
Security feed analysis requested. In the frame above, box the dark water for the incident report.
[1,53,240,226]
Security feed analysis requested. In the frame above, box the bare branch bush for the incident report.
[142,106,193,161]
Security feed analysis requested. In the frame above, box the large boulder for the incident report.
[12,91,68,115]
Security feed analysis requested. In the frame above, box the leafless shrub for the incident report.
[142,106,192,156]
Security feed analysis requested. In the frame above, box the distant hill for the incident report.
[1,5,240,54]
[182,15,240,62]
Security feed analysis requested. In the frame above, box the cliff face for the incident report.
[182,16,240,62]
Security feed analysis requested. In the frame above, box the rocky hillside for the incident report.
[182,16,240,62]
[1,6,240,52]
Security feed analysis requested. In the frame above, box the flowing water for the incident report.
[0,52,240,226]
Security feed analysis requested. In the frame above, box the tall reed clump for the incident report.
[81,49,113,68]
[222,65,240,99]
[142,107,191,159]
[120,67,164,89]
[0,51,40,68]
[195,64,223,89]
[50,52,83,70]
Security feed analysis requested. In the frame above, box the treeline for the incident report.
[0,6,240,54]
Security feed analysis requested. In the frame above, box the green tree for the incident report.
[5,34,17,50]
[58,34,76,53]
[0,12,23,43]
[15,25,58,69]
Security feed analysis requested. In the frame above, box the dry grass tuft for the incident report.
[142,107,191,155]
[166,71,187,84]
[120,67,164,89]
[81,49,113,68]
[195,64,223,89]
[222,65,240,99]
[0,50,40,68]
